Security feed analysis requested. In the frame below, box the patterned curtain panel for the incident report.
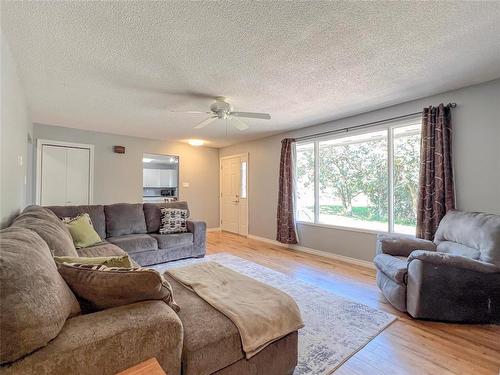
[416,104,455,240]
[277,138,298,244]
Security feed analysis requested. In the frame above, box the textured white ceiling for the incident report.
[2,2,500,147]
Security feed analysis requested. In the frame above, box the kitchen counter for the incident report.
[143,197,177,203]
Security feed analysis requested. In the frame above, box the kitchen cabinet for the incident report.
[143,169,160,187]
[143,169,177,188]
[160,170,177,187]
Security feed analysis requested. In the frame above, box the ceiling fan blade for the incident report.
[194,116,218,129]
[231,117,249,131]
[230,111,271,120]
[171,110,212,114]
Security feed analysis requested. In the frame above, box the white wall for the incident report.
[220,79,500,262]
[0,33,33,228]
[33,124,220,228]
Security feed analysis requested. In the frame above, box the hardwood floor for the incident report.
[206,231,500,375]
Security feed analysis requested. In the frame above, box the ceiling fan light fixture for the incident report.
[173,97,271,131]
[188,139,204,146]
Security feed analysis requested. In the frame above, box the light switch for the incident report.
[182,182,190,188]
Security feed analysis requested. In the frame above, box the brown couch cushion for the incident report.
[143,202,190,233]
[58,264,179,312]
[0,227,80,364]
[46,205,107,240]
[165,274,245,375]
[12,205,78,257]
[104,203,147,237]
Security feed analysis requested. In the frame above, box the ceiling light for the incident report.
[188,139,204,146]
[143,158,153,163]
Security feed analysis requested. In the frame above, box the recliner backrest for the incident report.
[434,210,500,267]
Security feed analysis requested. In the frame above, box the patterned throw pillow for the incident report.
[54,255,132,268]
[159,208,189,234]
[57,263,180,313]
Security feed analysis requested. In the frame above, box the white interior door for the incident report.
[220,154,248,235]
[39,142,93,206]
[41,145,67,205]
[66,148,90,205]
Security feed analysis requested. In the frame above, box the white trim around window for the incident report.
[294,115,421,235]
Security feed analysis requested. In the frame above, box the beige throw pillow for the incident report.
[58,263,179,313]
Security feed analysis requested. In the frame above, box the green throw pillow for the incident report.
[54,255,132,268]
[63,213,102,249]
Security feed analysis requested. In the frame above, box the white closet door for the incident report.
[40,144,91,206]
[66,148,90,205]
[41,145,67,205]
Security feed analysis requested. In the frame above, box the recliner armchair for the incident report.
[374,210,500,323]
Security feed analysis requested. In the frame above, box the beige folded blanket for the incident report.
[167,261,304,358]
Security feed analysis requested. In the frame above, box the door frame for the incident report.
[219,153,249,236]
[36,139,95,205]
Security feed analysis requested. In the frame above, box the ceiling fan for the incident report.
[171,96,271,130]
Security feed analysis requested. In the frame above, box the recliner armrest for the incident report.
[376,233,436,257]
[408,250,500,274]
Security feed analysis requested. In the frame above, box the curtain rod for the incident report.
[294,102,457,142]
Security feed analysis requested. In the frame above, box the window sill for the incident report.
[296,221,388,236]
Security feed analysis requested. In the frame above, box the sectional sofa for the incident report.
[0,204,298,375]
[46,201,206,266]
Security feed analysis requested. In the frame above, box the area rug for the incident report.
[152,253,396,375]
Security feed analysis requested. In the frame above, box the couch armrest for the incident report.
[376,233,436,257]
[408,250,500,274]
[1,301,183,375]
[187,220,206,252]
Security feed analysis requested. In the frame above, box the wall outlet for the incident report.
[17,155,23,167]
[182,182,190,188]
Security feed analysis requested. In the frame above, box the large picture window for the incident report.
[294,118,421,235]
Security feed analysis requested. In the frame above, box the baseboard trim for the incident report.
[246,234,375,269]
[207,227,221,232]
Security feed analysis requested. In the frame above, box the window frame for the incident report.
[294,115,421,235]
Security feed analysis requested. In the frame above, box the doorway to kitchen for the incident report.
[220,153,248,236]
[142,153,179,203]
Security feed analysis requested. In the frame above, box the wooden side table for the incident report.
[117,358,166,375]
